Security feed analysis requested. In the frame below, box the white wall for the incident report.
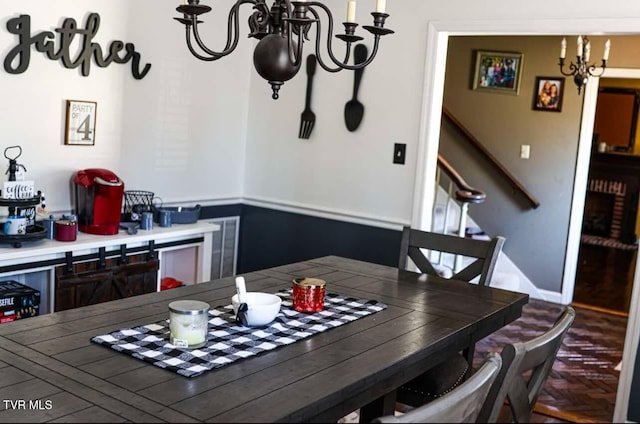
[119,1,252,205]
[243,0,640,227]
[0,1,128,212]
[243,0,421,226]
[0,0,252,214]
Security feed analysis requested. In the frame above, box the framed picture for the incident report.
[65,100,97,145]
[533,77,565,112]
[472,50,524,95]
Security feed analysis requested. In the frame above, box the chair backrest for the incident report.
[373,352,502,423]
[478,306,576,423]
[398,226,505,286]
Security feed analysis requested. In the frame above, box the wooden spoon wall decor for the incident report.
[344,44,368,132]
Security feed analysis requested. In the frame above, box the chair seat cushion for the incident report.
[397,354,469,405]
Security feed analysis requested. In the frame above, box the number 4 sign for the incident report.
[65,100,97,145]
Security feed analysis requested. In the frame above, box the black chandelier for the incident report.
[174,0,393,99]
[559,36,610,95]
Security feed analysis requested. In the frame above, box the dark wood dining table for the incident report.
[0,256,528,423]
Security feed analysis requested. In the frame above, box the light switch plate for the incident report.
[394,143,406,165]
[520,144,530,159]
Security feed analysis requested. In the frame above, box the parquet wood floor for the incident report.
[474,300,626,423]
[573,242,637,314]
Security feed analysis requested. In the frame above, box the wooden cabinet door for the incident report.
[55,254,158,312]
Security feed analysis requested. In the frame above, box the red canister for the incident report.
[292,278,326,313]
[55,220,77,242]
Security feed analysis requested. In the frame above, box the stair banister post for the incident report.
[431,167,442,233]
[437,179,455,266]
[455,202,469,272]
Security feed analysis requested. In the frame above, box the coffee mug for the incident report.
[141,212,154,230]
[159,210,172,228]
[598,142,607,153]
[42,216,55,239]
[4,216,27,235]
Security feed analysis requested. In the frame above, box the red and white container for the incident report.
[292,278,326,313]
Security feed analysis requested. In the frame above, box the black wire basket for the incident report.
[122,190,155,221]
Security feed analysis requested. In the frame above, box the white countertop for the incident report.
[0,220,220,265]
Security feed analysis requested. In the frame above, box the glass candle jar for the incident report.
[292,278,326,313]
[168,300,210,349]
[55,220,77,242]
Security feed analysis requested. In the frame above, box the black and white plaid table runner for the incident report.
[91,289,387,378]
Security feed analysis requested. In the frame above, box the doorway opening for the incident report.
[411,21,640,419]
[435,35,634,422]
[573,77,640,315]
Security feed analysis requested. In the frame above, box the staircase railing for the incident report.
[433,154,486,271]
[442,107,540,209]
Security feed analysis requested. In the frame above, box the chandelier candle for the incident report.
[346,1,357,23]
[577,35,583,56]
[603,39,611,61]
[174,0,393,100]
[584,41,591,62]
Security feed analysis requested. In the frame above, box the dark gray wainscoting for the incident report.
[236,205,402,274]
[200,204,243,220]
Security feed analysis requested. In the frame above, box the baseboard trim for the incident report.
[243,196,409,231]
[571,302,630,318]
[534,288,564,305]
[534,403,602,424]
[160,197,244,207]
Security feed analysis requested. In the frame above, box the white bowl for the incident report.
[231,292,282,326]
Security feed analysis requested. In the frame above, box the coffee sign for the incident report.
[3,13,151,79]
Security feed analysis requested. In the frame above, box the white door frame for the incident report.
[411,19,640,424]
[563,68,640,306]
[583,68,640,424]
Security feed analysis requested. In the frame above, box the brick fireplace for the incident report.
[585,153,640,245]
[584,180,626,239]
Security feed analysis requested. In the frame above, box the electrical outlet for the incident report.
[393,143,406,165]
[520,144,530,159]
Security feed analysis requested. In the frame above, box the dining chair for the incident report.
[477,306,576,423]
[398,226,505,286]
[372,352,503,423]
[396,226,505,406]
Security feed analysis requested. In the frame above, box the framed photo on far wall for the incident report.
[65,100,97,145]
[533,77,565,112]
[472,50,524,95]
